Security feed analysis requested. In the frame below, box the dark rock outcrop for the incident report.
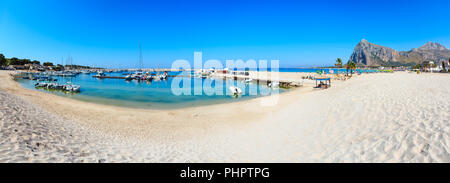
[349,40,450,66]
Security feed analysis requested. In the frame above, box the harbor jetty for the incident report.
[209,73,304,88]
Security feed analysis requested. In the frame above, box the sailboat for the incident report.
[126,42,147,81]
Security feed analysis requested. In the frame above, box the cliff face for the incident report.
[349,40,450,66]
[349,39,401,66]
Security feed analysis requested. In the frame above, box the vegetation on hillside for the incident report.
[0,53,96,70]
[0,54,7,66]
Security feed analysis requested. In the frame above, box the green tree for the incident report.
[412,64,422,70]
[22,59,31,65]
[347,61,357,76]
[9,58,32,65]
[31,60,40,65]
[335,58,343,68]
[54,64,64,71]
[9,57,21,65]
[345,63,349,76]
[0,54,7,66]
[43,62,54,67]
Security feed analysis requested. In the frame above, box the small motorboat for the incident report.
[159,74,168,80]
[71,85,81,92]
[244,78,253,83]
[268,82,279,88]
[35,82,48,87]
[63,85,73,91]
[229,86,242,95]
[46,83,56,89]
[50,83,63,89]
[95,71,106,77]
[81,70,91,74]
[125,74,133,81]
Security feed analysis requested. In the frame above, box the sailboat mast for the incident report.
[138,42,143,71]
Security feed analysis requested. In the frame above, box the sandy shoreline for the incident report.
[1,71,319,141]
[0,70,449,162]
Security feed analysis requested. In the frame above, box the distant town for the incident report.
[0,53,101,71]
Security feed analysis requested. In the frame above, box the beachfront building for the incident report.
[24,64,46,71]
[8,65,27,70]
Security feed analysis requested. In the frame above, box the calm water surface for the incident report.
[17,71,285,109]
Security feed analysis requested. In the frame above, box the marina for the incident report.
[1,0,449,165]
[14,67,374,110]
[15,70,289,109]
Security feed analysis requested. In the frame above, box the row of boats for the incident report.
[34,82,81,92]
[21,71,84,78]
[19,72,82,93]
[124,71,168,81]
[93,71,169,81]
[37,70,116,77]
[20,70,278,95]
[228,79,279,95]
[22,75,58,82]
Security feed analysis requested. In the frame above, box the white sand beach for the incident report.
[0,71,449,162]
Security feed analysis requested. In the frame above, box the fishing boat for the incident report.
[268,82,279,88]
[62,73,77,77]
[131,71,145,80]
[158,71,168,80]
[125,74,133,81]
[64,84,73,91]
[160,74,168,80]
[46,83,63,89]
[61,82,81,92]
[81,70,91,74]
[229,86,242,95]
[35,82,48,87]
[244,78,253,83]
[71,85,81,92]
[95,71,106,77]
[37,76,49,82]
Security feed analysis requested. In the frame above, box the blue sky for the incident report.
[1,0,449,68]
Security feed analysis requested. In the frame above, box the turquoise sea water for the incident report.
[17,71,284,109]
[16,68,376,109]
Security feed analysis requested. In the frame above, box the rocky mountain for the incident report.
[349,39,450,66]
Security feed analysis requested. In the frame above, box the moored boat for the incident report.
[229,86,242,95]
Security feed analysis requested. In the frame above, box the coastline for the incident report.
[1,70,449,162]
[0,71,319,141]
